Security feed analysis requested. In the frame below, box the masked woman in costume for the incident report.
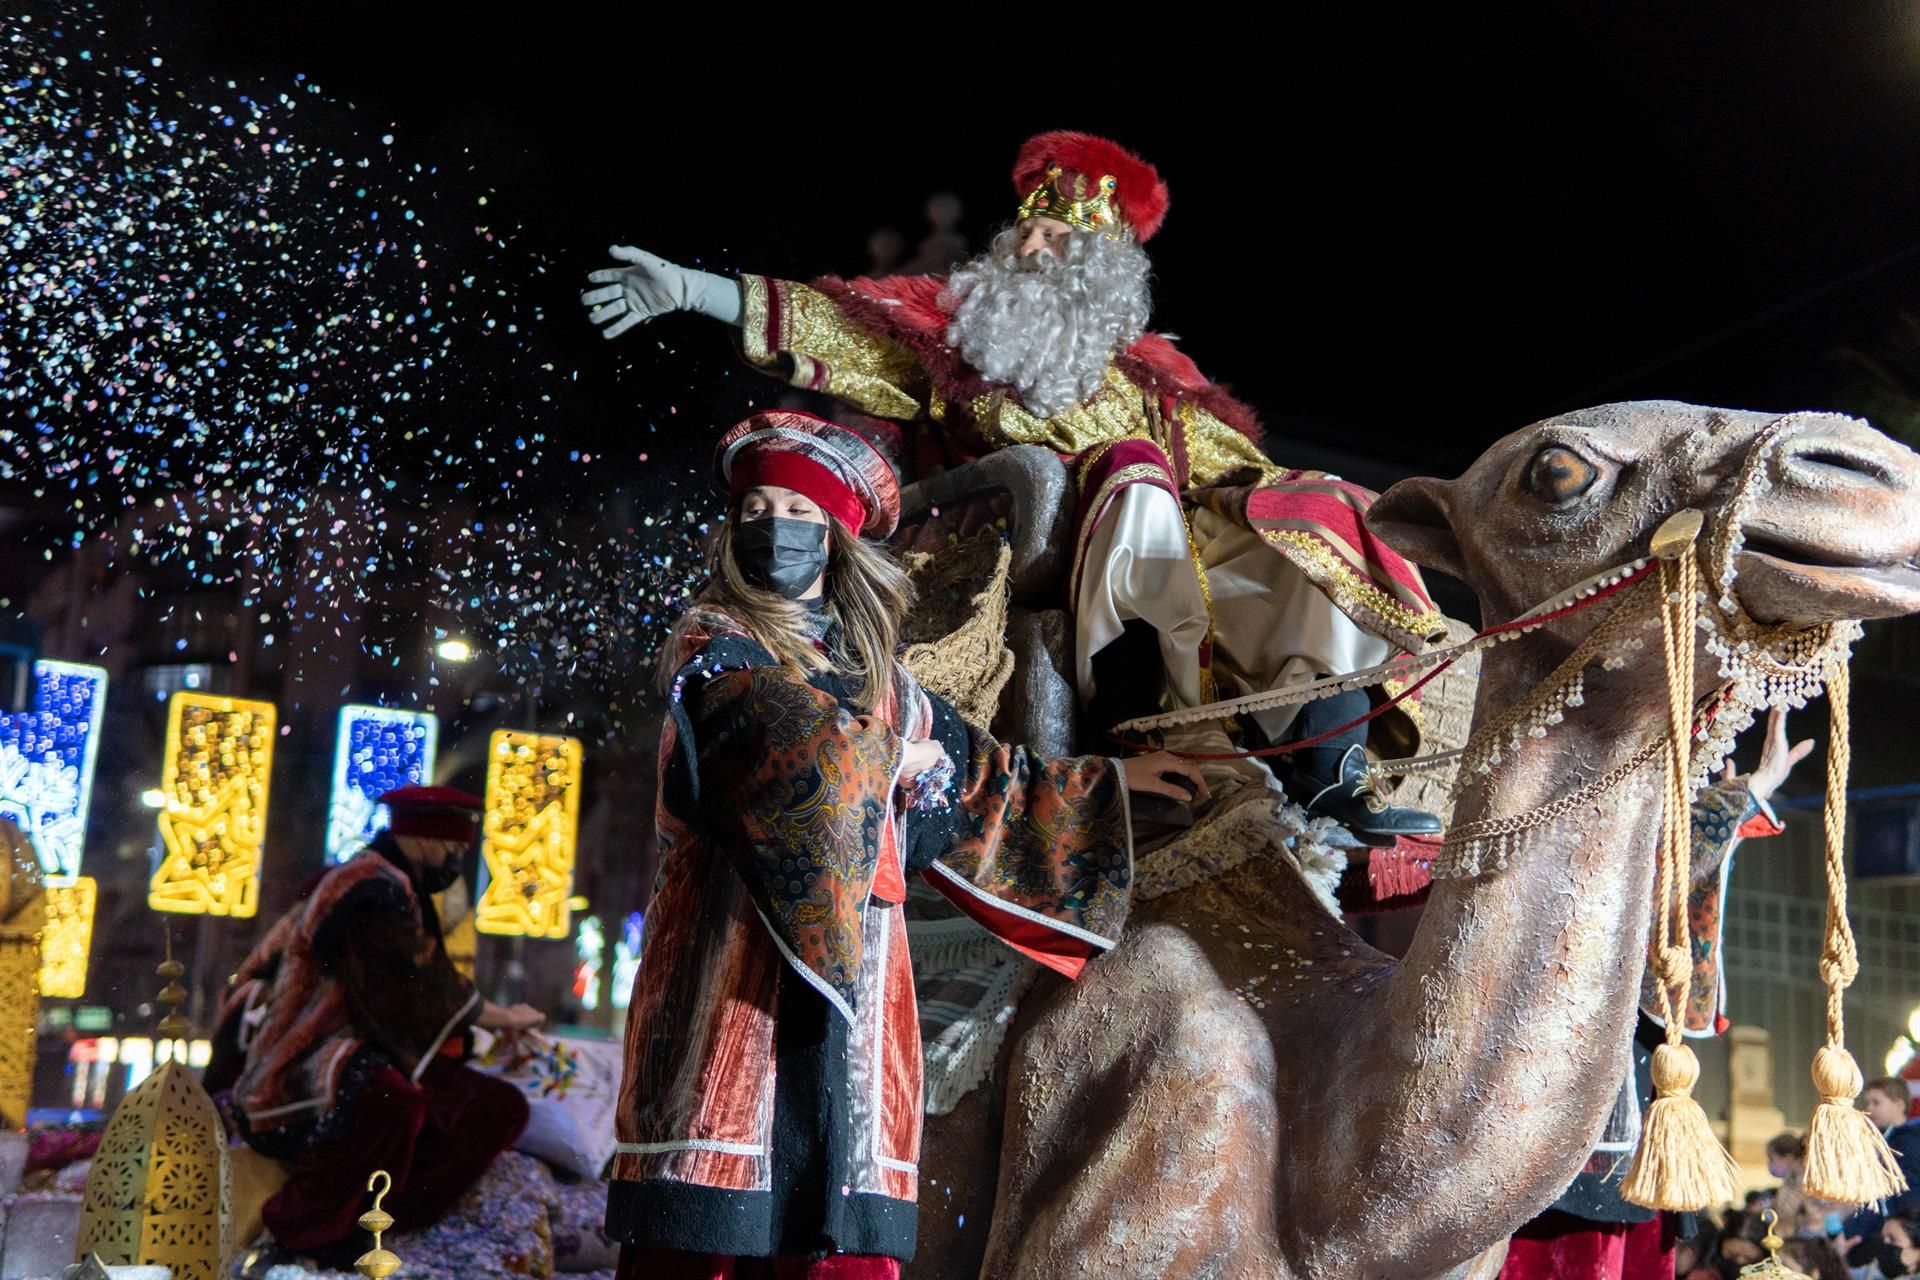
[609,411,1204,1279]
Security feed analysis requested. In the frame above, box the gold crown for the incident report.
[1016,165,1124,239]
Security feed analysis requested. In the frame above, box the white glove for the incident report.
[581,246,741,338]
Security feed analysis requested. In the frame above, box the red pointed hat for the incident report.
[377,784,483,841]
[1013,131,1170,243]
[715,410,902,539]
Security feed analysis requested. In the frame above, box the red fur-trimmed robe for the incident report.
[608,618,1132,1265]
[737,272,1444,752]
[216,836,481,1149]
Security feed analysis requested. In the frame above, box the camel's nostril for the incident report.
[1780,443,1901,488]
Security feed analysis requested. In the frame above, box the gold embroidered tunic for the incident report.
[739,275,1277,486]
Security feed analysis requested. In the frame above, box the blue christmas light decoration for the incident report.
[0,661,108,877]
[326,705,438,863]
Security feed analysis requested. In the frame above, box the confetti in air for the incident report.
[0,2,720,737]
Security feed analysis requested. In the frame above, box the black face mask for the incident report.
[1876,1243,1912,1277]
[420,853,466,895]
[733,516,829,600]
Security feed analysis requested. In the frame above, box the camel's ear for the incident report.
[1368,476,1468,580]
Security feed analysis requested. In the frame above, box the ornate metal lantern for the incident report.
[75,947,232,1280]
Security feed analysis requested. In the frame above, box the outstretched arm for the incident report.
[583,246,932,420]
[580,246,742,338]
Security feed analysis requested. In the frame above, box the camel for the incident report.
[908,401,1920,1279]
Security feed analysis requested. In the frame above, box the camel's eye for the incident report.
[1523,446,1599,504]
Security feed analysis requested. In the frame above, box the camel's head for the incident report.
[1369,400,1920,630]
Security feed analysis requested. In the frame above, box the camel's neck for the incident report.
[1357,639,1670,1265]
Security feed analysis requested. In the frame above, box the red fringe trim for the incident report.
[1368,836,1439,902]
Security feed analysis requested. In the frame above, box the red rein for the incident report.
[1112,561,1658,762]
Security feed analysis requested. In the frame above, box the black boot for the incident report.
[1287,742,1443,847]
[1280,686,1442,848]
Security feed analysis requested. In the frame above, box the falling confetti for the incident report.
[0,2,722,737]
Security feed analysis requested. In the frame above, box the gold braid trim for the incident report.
[1183,507,1220,705]
[739,273,775,364]
[738,276,927,421]
[1255,527,1448,652]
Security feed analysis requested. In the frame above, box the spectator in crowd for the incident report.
[1876,1214,1920,1277]
[1843,1078,1920,1241]
[1674,1221,1722,1279]
[1779,1236,1849,1280]
[865,226,905,276]
[1769,1131,1846,1240]
[897,191,969,274]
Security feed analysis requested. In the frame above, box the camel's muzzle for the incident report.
[1733,421,1920,624]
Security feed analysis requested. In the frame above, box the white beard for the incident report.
[941,228,1152,419]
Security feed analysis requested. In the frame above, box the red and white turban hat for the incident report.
[715,411,902,540]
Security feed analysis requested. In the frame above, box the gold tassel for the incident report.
[1803,1044,1907,1203]
[1800,663,1909,1204]
[1621,1042,1744,1210]
[1623,511,1743,1211]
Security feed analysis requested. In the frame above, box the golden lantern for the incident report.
[76,945,232,1280]
[476,730,584,938]
[1736,1211,1810,1279]
[148,693,276,918]
[0,815,44,1129]
[354,1170,402,1279]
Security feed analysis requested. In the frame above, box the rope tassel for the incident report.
[1622,1042,1743,1210]
[1800,662,1910,1204]
[1623,511,1744,1211]
[1804,1045,1906,1203]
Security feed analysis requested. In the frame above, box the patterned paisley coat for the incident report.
[607,614,1132,1263]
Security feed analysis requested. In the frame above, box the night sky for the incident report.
[125,4,1920,482]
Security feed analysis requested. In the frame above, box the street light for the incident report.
[436,639,473,663]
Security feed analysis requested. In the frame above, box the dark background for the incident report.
[124,3,1920,478]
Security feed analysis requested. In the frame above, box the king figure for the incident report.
[582,131,1444,843]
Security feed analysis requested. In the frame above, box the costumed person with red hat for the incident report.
[204,785,547,1264]
[609,411,1206,1278]
[581,131,1445,848]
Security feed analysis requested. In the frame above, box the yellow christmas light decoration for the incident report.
[41,875,97,999]
[476,730,583,939]
[148,693,276,918]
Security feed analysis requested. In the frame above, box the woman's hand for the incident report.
[900,736,950,780]
[478,1000,546,1033]
[1123,751,1210,804]
[1725,707,1816,804]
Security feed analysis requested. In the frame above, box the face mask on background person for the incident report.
[733,517,829,599]
[420,849,466,894]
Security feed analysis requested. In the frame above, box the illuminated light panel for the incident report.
[612,911,644,1011]
[574,915,604,1012]
[40,876,97,999]
[0,661,108,877]
[476,730,583,939]
[148,693,275,917]
[327,706,438,864]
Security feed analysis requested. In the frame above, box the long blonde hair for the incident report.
[657,508,914,711]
